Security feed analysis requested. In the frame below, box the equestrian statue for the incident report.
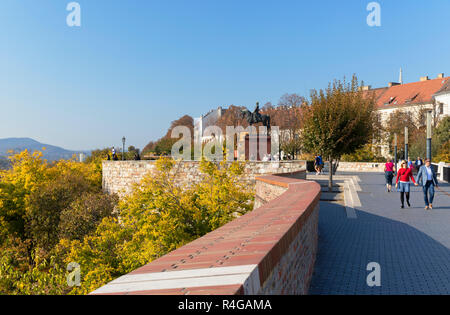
[241,102,271,131]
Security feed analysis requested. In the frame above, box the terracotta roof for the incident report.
[367,77,450,109]
[434,79,450,96]
[363,87,389,103]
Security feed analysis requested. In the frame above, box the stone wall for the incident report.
[254,180,288,209]
[434,162,450,182]
[91,173,320,295]
[103,160,306,196]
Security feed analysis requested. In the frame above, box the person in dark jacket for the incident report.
[414,157,423,173]
[416,159,439,210]
[314,155,324,175]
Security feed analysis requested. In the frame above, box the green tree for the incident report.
[154,138,177,155]
[434,116,450,162]
[26,173,93,251]
[59,192,118,241]
[341,144,384,162]
[384,110,419,158]
[435,116,450,146]
[85,148,111,164]
[301,75,376,190]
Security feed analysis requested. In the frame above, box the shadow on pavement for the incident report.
[309,201,450,295]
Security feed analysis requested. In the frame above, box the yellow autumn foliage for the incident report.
[1,151,254,295]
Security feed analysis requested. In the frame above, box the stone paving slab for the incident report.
[309,172,450,295]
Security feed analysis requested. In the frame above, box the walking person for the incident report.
[407,157,413,170]
[314,154,324,175]
[396,160,418,209]
[415,156,423,173]
[416,159,439,210]
[384,158,395,192]
[111,147,119,161]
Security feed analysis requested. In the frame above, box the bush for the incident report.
[61,158,254,294]
[341,144,385,162]
[435,140,450,163]
[59,193,118,241]
[0,150,116,295]
[26,174,93,251]
[1,151,254,295]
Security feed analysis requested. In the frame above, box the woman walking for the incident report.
[396,160,419,208]
[384,159,395,192]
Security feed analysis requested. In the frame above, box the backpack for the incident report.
[318,156,323,165]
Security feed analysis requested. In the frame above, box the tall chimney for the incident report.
[420,76,429,82]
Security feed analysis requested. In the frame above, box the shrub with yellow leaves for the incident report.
[1,151,254,295]
[61,157,254,294]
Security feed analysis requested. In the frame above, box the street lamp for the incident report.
[426,110,433,161]
[404,126,409,161]
[394,133,398,175]
[122,136,126,161]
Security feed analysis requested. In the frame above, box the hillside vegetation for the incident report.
[0,150,253,294]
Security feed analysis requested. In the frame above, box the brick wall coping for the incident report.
[91,173,320,295]
[254,174,304,188]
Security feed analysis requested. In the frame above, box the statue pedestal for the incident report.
[244,134,272,161]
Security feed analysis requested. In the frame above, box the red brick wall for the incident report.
[91,172,320,295]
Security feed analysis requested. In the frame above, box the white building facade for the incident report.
[366,74,450,157]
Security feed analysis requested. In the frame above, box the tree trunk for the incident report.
[329,157,333,192]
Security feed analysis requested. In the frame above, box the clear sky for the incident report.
[1,0,449,151]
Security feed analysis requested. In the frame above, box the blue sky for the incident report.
[1,0,449,151]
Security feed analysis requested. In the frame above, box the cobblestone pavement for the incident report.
[309,172,450,295]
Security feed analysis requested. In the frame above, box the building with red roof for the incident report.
[363,73,450,157]
[365,73,448,121]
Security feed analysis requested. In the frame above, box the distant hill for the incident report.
[0,138,90,161]
[0,156,9,170]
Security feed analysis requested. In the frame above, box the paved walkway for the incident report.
[309,172,450,295]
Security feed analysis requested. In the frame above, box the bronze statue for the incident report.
[241,102,271,130]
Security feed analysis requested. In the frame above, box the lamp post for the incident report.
[394,133,398,175]
[426,110,433,161]
[404,127,409,161]
[122,136,126,161]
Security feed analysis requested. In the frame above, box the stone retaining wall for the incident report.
[337,162,385,173]
[103,160,306,196]
[433,162,450,182]
[91,173,320,295]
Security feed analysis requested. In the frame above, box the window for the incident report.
[406,93,419,104]
[384,96,397,106]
